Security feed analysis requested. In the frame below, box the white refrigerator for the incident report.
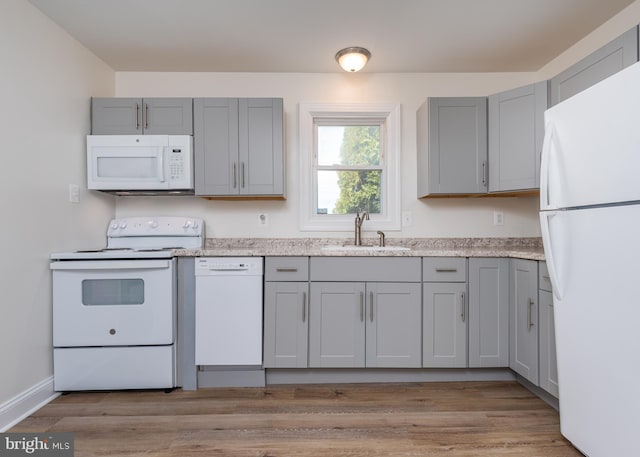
[540,61,640,457]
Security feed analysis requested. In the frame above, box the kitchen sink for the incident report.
[320,245,411,252]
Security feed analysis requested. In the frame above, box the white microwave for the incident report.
[87,135,194,194]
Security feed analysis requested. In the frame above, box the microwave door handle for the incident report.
[158,147,166,182]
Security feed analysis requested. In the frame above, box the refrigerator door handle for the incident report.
[540,210,563,300]
[540,123,556,211]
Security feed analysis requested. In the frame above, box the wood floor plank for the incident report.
[10,381,582,457]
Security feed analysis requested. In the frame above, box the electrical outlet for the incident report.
[493,211,504,226]
[259,213,269,226]
[402,211,412,227]
[68,184,80,203]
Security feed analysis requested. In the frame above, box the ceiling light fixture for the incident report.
[335,47,371,72]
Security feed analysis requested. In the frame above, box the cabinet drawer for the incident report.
[310,257,421,282]
[538,261,552,292]
[422,257,467,282]
[265,257,309,281]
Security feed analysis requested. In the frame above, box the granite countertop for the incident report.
[174,237,546,261]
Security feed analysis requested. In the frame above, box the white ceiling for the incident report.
[28,0,636,73]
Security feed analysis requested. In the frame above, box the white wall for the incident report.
[114,0,640,239]
[114,72,541,238]
[0,0,115,409]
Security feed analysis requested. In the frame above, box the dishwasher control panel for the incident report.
[195,257,263,275]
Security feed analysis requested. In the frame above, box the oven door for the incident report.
[51,259,176,347]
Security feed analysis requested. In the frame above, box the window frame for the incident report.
[299,102,401,232]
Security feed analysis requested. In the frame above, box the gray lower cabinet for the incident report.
[264,282,309,368]
[538,261,559,397]
[550,26,638,106]
[488,82,547,192]
[309,281,421,368]
[422,257,468,368]
[422,282,467,367]
[263,257,309,368]
[91,97,193,135]
[509,259,539,384]
[417,97,488,196]
[194,98,284,197]
[309,282,366,368]
[468,258,510,368]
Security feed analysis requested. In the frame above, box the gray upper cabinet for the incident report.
[550,26,638,106]
[509,259,539,385]
[468,258,510,368]
[488,82,547,192]
[91,97,193,135]
[194,98,284,197]
[417,97,488,196]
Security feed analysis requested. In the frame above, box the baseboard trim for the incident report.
[0,377,59,432]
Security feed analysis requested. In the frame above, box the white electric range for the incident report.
[50,216,204,391]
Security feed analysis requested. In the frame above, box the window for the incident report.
[299,103,401,231]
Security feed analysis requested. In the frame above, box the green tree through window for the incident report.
[334,126,381,214]
[316,124,382,215]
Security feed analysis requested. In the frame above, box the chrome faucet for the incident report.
[354,211,369,246]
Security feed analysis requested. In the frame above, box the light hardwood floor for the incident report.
[10,381,582,456]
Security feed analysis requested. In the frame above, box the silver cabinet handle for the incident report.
[369,291,374,322]
[241,162,246,188]
[276,268,298,272]
[435,268,458,272]
[135,103,140,130]
[232,162,237,188]
[461,292,466,322]
[482,160,487,186]
[302,292,307,323]
[360,292,364,322]
[145,103,149,129]
[527,298,535,330]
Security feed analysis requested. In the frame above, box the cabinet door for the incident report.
[194,98,239,196]
[550,26,638,106]
[365,282,421,368]
[539,289,559,397]
[309,282,365,368]
[142,98,193,135]
[488,82,547,192]
[417,97,487,196]
[509,259,539,384]
[91,97,142,134]
[238,98,284,196]
[468,258,509,368]
[423,282,467,368]
[264,282,309,368]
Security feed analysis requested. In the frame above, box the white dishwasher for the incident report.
[195,257,263,366]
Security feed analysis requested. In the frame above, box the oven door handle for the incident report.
[50,260,171,270]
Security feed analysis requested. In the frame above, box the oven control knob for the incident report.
[148,220,158,229]
[109,329,116,335]
[183,220,193,229]
[119,221,127,229]
[191,220,199,229]
[110,221,119,230]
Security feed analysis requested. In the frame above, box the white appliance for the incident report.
[540,61,640,456]
[195,258,263,366]
[87,135,193,194]
[50,216,204,391]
